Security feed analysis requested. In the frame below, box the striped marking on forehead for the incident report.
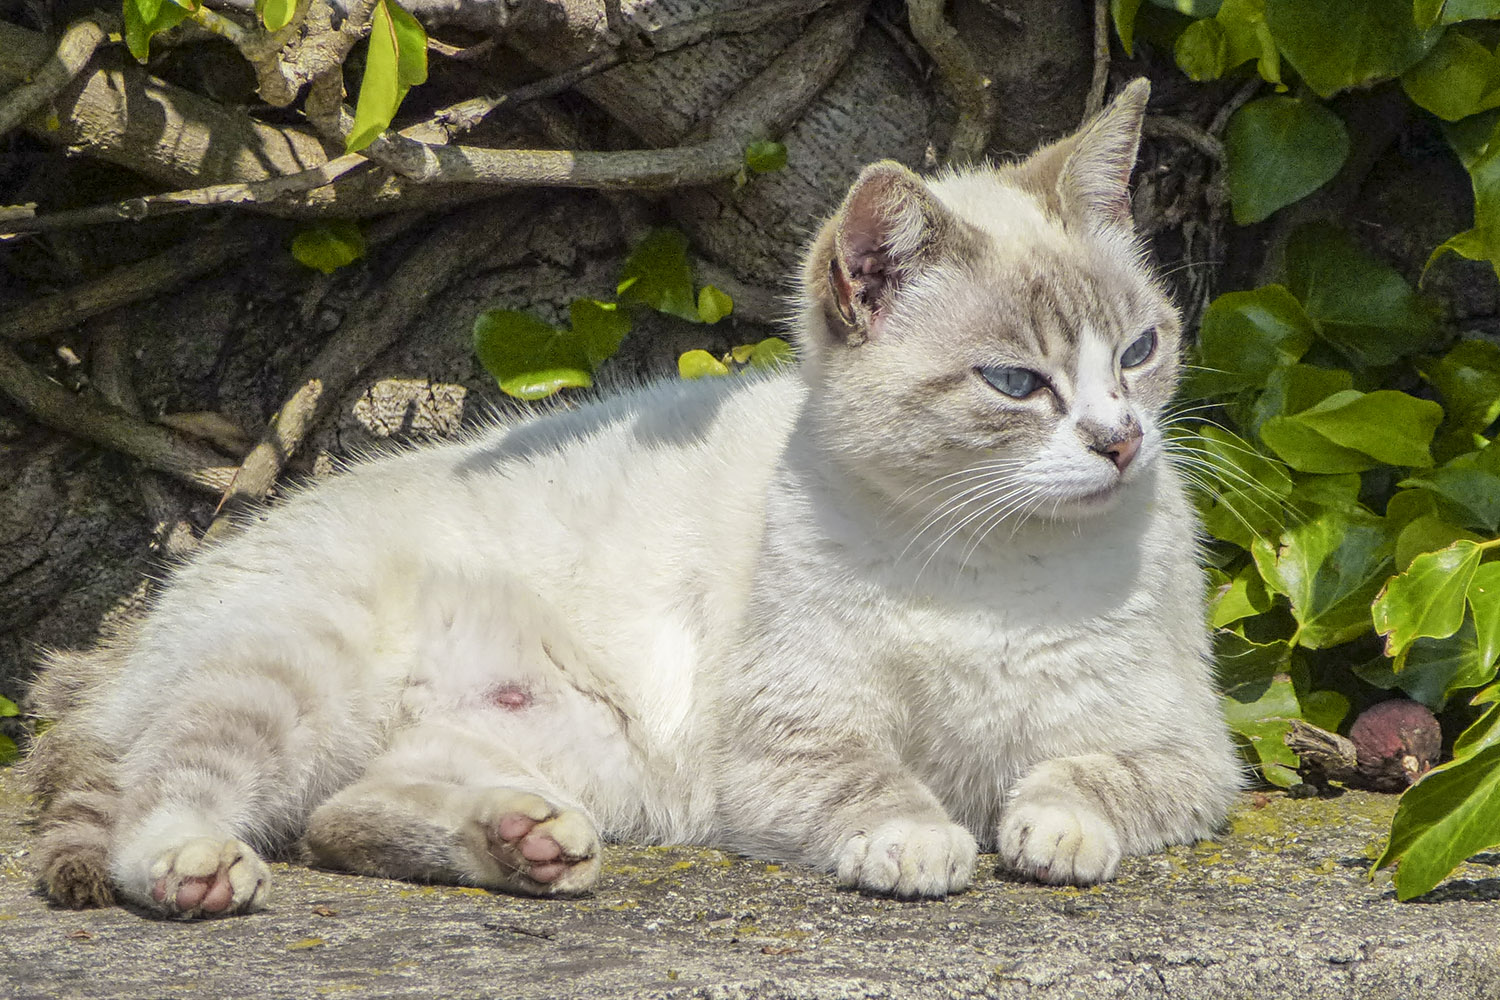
[1011,261,1132,358]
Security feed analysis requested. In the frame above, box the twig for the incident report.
[1086,0,1111,117]
[206,197,544,533]
[0,224,263,340]
[1143,116,1224,163]
[0,18,106,140]
[906,0,995,164]
[1209,77,1261,138]
[0,339,236,492]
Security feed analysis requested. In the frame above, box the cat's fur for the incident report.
[25,80,1241,918]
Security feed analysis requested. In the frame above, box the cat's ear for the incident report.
[1027,78,1150,232]
[817,161,947,347]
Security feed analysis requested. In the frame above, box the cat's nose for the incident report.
[1094,429,1142,472]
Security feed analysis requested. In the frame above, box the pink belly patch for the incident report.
[487,683,533,710]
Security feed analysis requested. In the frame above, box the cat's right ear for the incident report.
[817,161,942,347]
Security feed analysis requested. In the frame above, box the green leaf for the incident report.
[1301,688,1351,733]
[255,0,295,31]
[1399,453,1500,533]
[1248,364,1355,436]
[679,350,730,379]
[1112,0,1146,56]
[1401,29,1500,122]
[1284,223,1439,366]
[1148,0,1222,13]
[1215,631,1293,689]
[1414,0,1447,27]
[1175,19,1230,80]
[696,286,734,325]
[473,309,592,400]
[1372,540,1483,664]
[568,299,631,368]
[347,0,429,153]
[1431,115,1500,281]
[1422,339,1500,435]
[1375,742,1500,899]
[1264,0,1442,98]
[1222,675,1304,787]
[1469,561,1500,671]
[1453,702,1500,759]
[124,0,192,62]
[0,733,15,765]
[1224,98,1349,224]
[0,695,17,717]
[1395,513,1483,570]
[1357,617,1495,709]
[745,336,794,370]
[1253,511,1395,648]
[1260,390,1442,474]
[744,141,788,174]
[619,229,700,322]
[1193,285,1316,393]
[290,220,366,274]
[1216,0,1281,84]
[1211,563,1273,628]
[1440,0,1500,23]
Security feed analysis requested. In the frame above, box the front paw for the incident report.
[998,799,1122,885]
[836,819,976,899]
[145,837,271,919]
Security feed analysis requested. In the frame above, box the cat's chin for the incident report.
[1043,482,1127,520]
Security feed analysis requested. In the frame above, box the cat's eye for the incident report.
[1121,328,1157,368]
[979,366,1045,399]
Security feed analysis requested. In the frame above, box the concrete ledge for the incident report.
[1,771,1497,999]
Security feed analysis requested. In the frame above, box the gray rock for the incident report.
[1,772,1496,998]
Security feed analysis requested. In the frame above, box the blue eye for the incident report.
[1122,328,1156,368]
[979,366,1044,399]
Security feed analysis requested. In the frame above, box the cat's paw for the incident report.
[836,819,976,899]
[997,799,1121,885]
[473,790,601,895]
[146,837,270,919]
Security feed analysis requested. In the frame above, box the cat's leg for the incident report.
[997,741,1241,885]
[302,722,601,896]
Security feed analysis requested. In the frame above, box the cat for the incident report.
[24,78,1242,919]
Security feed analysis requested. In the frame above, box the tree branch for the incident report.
[1085,0,1111,117]
[0,18,106,140]
[0,339,236,493]
[906,0,995,164]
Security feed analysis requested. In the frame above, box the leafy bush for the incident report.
[1117,0,1500,898]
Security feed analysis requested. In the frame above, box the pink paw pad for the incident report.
[490,813,575,885]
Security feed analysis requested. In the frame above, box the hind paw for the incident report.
[147,837,270,919]
[472,790,600,895]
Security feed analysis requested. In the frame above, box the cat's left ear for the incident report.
[1055,78,1150,232]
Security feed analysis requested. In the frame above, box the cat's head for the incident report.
[797,79,1180,525]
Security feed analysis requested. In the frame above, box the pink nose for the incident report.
[1099,429,1142,472]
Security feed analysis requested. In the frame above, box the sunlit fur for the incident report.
[26,81,1241,915]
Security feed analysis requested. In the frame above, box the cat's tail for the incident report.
[21,644,125,909]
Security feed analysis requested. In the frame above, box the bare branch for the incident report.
[0,340,236,493]
[0,18,106,140]
[1143,116,1225,163]
[0,224,263,341]
[906,0,995,165]
[1085,0,1111,117]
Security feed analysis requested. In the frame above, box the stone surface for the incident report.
[1,771,1497,999]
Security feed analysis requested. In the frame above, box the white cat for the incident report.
[25,79,1241,918]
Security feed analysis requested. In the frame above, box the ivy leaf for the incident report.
[1247,363,1355,436]
[1261,390,1443,473]
[473,310,592,400]
[290,221,366,274]
[744,141,788,174]
[1430,113,1500,281]
[1373,541,1482,665]
[1422,338,1500,435]
[0,733,15,765]
[1374,742,1500,900]
[568,299,631,368]
[1453,701,1500,759]
[1439,0,1500,23]
[255,0,295,31]
[1210,562,1273,628]
[1263,0,1442,98]
[1284,223,1438,367]
[347,0,429,153]
[1224,98,1349,224]
[1253,511,1395,648]
[696,286,734,325]
[1175,19,1230,81]
[124,0,193,62]
[1222,675,1304,787]
[1111,0,1146,56]
[1399,449,1500,533]
[678,350,730,379]
[1401,28,1500,122]
[619,229,699,322]
[744,336,794,370]
[0,695,17,717]
[1193,285,1316,393]
[1357,618,1495,709]
[1469,561,1500,671]
[1395,513,1483,571]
